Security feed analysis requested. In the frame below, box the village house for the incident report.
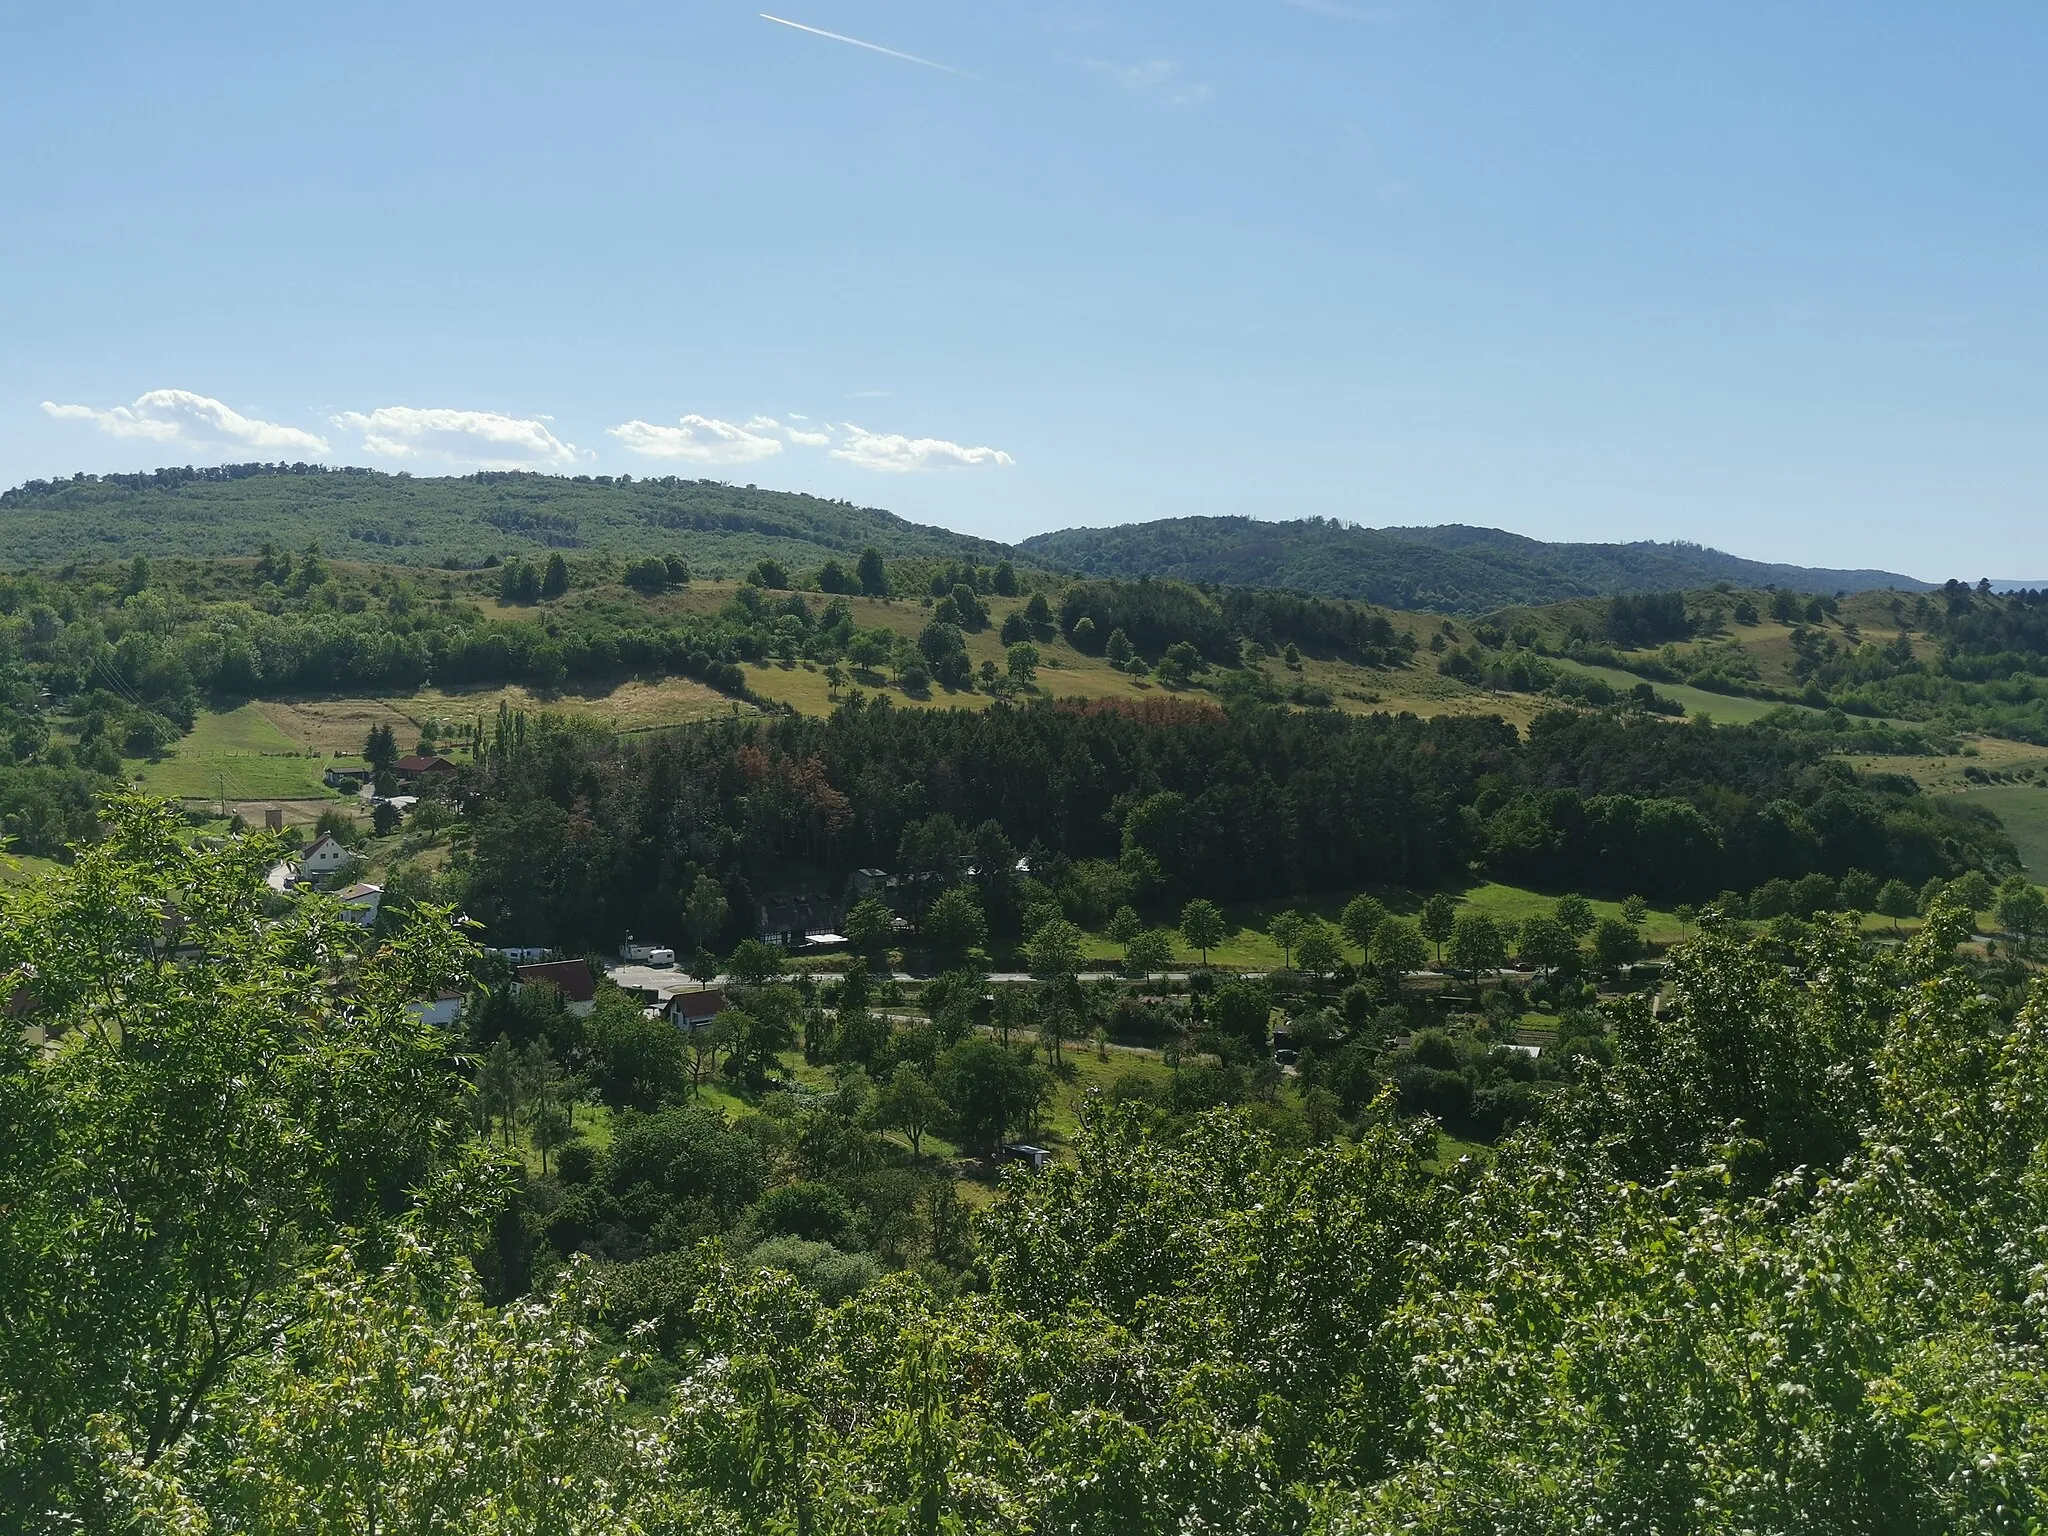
[266,833,356,892]
[407,992,465,1028]
[393,754,456,783]
[668,987,727,1031]
[513,958,597,1017]
[299,832,353,880]
[757,893,845,949]
[336,883,383,928]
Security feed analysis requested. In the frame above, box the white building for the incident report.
[299,833,353,880]
[337,883,383,928]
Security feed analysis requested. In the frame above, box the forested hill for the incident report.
[0,463,1010,574]
[1019,515,1930,610]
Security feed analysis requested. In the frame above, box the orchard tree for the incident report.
[1419,894,1459,966]
[874,1063,945,1156]
[1269,910,1306,969]
[1107,904,1143,958]
[1592,915,1646,974]
[1998,876,2048,947]
[934,1038,1040,1154]
[845,897,897,957]
[1180,898,1226,966]
[1949,869,1995,915]
[1339,893,1387,953]
[1025,917,1085,984]
[727,938,787,988]
[1210,977,1273,1049]
[1516,913,1576,979]
[1124,927,1175,979]
[1295,920,1343,983]
[1876,878,1918,933]
[1553,892,1595,940]
[1446,912,1506,980]
[923,887,987,966]
[1369,916,1427,978]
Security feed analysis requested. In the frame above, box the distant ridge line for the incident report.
[1019,514,1936,613]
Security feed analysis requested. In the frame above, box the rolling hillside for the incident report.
[0,463,1010,575]
[1019,515,1931,610]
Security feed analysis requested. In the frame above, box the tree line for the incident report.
[446,693,2017,954]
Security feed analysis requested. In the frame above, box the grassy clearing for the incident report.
[1548,659,1806,725]
[233,679,759,766]
[1845,738,2048,878]
[1038,1044,1174,1141]
[1960,786,2048,879]
[383,676,753,736]
[1848,736,2048,793]
[0,852,64,886]
[133,705,338,801]
[251,697,417,756]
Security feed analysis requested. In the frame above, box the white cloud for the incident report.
[334,406,576,468]
[1084,58,1213,105]
[41,389,331,455]
[830,424,1014,474]
[608,414,785,465]
[749,414,832,447]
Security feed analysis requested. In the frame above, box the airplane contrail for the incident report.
[758,13,975,78]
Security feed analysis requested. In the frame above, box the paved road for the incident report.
[606,963,1468,989]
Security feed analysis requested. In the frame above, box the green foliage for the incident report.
[105,1246,673,1532]
[17,822,2048,1533]
[0,465,1013,572]
[1124,926,1176,976]
[1004,640,1039,683]
[1268,909,1306,967]
[1210,976,1272,1046]
[1295,918,1343,978]
[1515,912,1576,974]
[874,1063,945,1154]
[1179,897,1226,963]
[1553,891,1595,937]
[1369,915,1428,975]
[922,886,986,964]
[1339,892,1387,950]
[1418,892,1458,962]
[0,797,480,1520]
[584,987,687,1109]
[1019,514,1920,611]
[1445,911,1506,977]
[845,897,897,957]
[1998,875,2048,943]
[1590,913,1647,971]
[1025,916,1084,980]
[933,1037,1041,1152]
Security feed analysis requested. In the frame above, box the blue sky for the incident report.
[4,2,2043,577]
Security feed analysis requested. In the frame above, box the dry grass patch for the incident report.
[253,698,417,755]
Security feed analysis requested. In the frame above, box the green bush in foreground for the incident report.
[5,803,2048,1531]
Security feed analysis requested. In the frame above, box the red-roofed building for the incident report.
[668,987,727,1031]
[514,959,597,1016]
[394,754,457,780]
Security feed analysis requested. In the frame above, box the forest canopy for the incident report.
[5,802,2047,1531]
